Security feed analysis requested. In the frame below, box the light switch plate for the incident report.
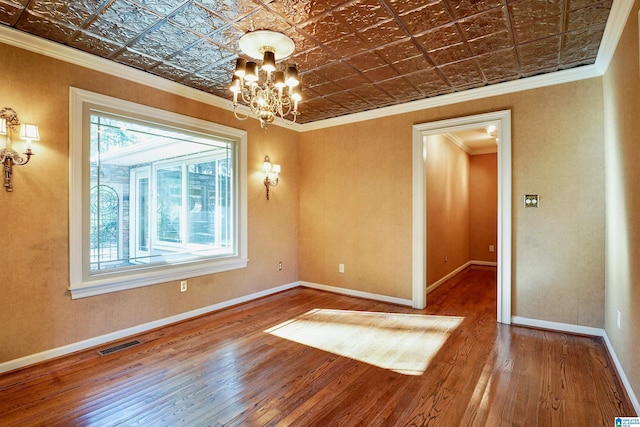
[524,194,539,208]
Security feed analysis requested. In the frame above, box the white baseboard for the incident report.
[511,315,605,337]
[0,281,299,374]
[426,262,471,294]
[603,332,640,415]
[299,281,413,306]
[471,260,498,267]
[425,260,497,295]
[512,315,639,415]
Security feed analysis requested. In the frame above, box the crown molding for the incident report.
[0,0,632,134]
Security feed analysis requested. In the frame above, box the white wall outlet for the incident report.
[339,263,345,273]
[489,245,495,253]
[444,256,448,263]
[278,261,283,271]
[180,280,188,292]
[617,310,621,329]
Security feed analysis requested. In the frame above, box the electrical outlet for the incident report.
[617,310,621,329]
[444,256,448,263]
[278,261,283,271]
[339,263,345,273]
[180,280,188,293]
[489,245,495,253]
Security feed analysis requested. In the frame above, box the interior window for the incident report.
[69,88,247,298]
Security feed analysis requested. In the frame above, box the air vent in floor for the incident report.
[97,339,142,356]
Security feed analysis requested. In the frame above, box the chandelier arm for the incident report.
[232,105,250,121]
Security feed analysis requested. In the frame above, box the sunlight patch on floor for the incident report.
[264,309,464,375]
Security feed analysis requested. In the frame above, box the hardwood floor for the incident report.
[0,266,635,426]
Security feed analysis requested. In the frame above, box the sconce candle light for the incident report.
[263,155,280,200]
[0,107,39,192]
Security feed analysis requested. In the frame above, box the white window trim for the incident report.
[69,87,248,299]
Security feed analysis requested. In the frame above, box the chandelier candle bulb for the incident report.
[285,65,299,87]
[234,58,246,78]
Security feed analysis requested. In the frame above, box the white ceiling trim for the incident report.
[0,0,632,134]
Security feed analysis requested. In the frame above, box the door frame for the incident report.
[411,109,512,324]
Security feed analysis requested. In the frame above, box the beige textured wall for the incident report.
[300,78,604,326]
[0,43,300,362]
[426,135,470,286]
[603,0,640,404]
[469,153,497,263]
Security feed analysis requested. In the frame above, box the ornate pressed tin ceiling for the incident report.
[0,0,613,124]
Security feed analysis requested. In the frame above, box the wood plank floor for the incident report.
[0,266,635,426]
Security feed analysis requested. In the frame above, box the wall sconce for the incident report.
[0,107,39,192]
[263,155,280,200]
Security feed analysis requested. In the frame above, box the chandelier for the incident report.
[230,30,301,129]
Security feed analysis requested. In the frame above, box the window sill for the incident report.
[69,257,249,299]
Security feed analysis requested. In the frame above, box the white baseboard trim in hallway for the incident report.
[426,260,497,294]
[299,281,413,306]
[0,281,300,374]
[512,315,639,415]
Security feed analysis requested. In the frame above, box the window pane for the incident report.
[88,110,236,274]
[156,165,183,244]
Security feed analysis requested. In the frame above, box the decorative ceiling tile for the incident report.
[376,76,421,100]
[127,0,184,16]
[29,1,94,27]
[114,47,161,70]
[131,34,180,59]
[101,0,161,32]
[467,31,513,56]
[349,84,396,105]
[458,7,509,40]
[299,13,350,44]
[511,12,562,44]
[0,2,26,26]
[447,0,504,19]
[15,10,76,43]
[208,25,244,51]
[429,43,473,66]
[417,24,465,52]
[196,0,260,21]
[346,51,388,71]
[325,33,370,57]
[404,68,450,95]
[517,36,562,73]
[439,59,484,88]
[362,65,399,81]
[386,0,439,16]
[334,0,394,32]
[87,16,143,45]
[476,48,520,82]
[566,2,612,31]
[146,21,201,50]
[149,62,192,80]
[356,20,409,49]
[392,55,434,74]
[375,38,423,64]
[561,24,605,65]
[69,31,122,57]
[169,3,227,36]
[398,2,453,35]
[325,90,371,111]
[290,47,337,69]
[236,6,291,33]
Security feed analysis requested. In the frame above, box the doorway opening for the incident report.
[412,110,512,324]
